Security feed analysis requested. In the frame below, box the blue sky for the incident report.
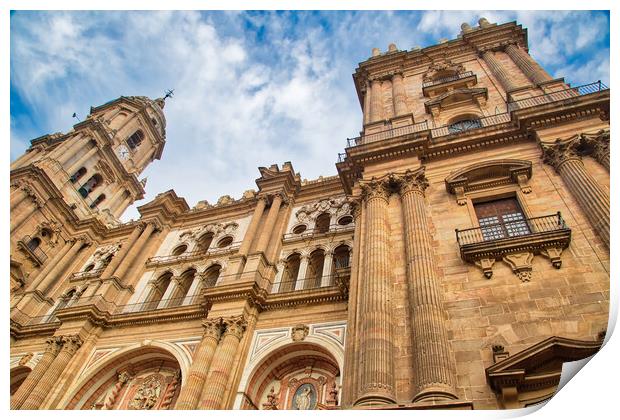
[10,10,610,221]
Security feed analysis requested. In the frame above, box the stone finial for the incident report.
[388,43,397,52]
[371,48,381,57]
[439,38,448,44]
[478,17,491,27]
[411,46,421,51]
[461,22,472,33]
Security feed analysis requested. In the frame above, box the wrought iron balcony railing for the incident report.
[346,120,429,147]
[17,235,48,266]
[507,81,608,112]
[456,212,568,247]
[430,113,511,138]
[422,71,476,89]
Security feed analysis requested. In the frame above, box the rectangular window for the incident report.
[474,197,530,241]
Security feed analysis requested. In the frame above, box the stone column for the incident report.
[112,221,157,280]
[363,82,371,125]
[271,261,285,293]
[481,50,519,92]
[11,196,38,233]
[254,194,283,253]
[321,250,334,287]
[354,179,396,406]
[397,169,458,402]
[157,276,182,308]
[391,73,408,116]
[21,335,83,409]
[238,196,267,256]
[542,138,610,248]
[56,136,89,165]
[102,370,132,409]
[66,145,98,177]
[33,236,89,294]
[505,43,552,85]
[105,187,127,211]
[294,254,310,291]
[26,241,74,292]
[10,185,29,212]
[369,79,384,123]
[10,336,63,409]
[100,226,143,278]
[176,319,223,409]
[200,316,247,409]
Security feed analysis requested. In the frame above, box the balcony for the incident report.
[456,213,571,280]
[346,120,429,147]
[430,113,511,138]
[145,241,241,267]
[507,81,608,112]
[422,71,477,97]
[283,223,354,242]
[17,235,48,266]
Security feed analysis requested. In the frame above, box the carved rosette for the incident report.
[359,179,391,203]
[222,316,247,340]
[540,137,581,172]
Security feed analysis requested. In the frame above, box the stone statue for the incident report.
[294,385,313,410]
[128,376,161,410]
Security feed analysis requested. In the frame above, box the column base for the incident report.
[354,392,396,407]
[413,388,460,404]
[352,399,474,410]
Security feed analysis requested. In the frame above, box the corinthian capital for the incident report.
[540,136,581,171]
[45,336,65,355]
[359,179,391,203]
[60,334,83,354]
[223,315,247,340]
[397,168,429,196]
[581,129,610,161]
[202,318,224,341]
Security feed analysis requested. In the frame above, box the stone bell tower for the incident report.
[10,96,167,226]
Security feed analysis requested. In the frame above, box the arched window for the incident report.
[26,237,41,252]
[217,236,233,248]
[126,130,144,150]
[306,249,325,289]
[143,272,173,311]
[315,213,331,234]
[56,289,77,312]
[202,264,222,289]
[171,244,187,256]
[333,245,351,270]
[168,269,195,307]
[280,253,301,292]
[78,174,103,198]
[69,167,87,183]
[197,232,214,252]
[89,194,106,209]
[447,117,482,134]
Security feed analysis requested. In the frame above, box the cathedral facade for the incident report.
[10,18,609,410]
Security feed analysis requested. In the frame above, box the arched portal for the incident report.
[10,366,32,396]
[241,342,341,410]
[65,346,182,410]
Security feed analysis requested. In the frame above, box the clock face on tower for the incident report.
[117,145,130,161]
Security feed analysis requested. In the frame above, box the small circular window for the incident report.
[172,244,188,256]
[338,216,353,226]
[217,236,233,248]
[292,224,307,234]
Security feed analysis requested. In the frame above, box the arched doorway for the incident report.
[10,366,32,396]
[65,346,182,410]
[241,342,340,410]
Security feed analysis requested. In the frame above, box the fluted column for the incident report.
[505,43,552,85]
[200,316,247,409]
[354,179,396,406]
[10,199,36,233]
[363,82,371,125]
[542,137,610,248]
[11,336,63,409]
[114,221,157,280]
[100,225,142,278]
[481,50,519,92]
[398,169,458,402]
[369,79,384,123]
[176,319,223,409]
[254,194,283,253]
[55,136,89,165]
[10,185,29,211]
[33,236,89,294]
[21,335,83,409]
[238,196,267,256]
[391,73,408,116]
[26,240,73,292]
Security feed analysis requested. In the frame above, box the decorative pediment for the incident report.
[422,57,465,83]
[486,336,602,408]
[445,159,532,205]
[425,88,488,115]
